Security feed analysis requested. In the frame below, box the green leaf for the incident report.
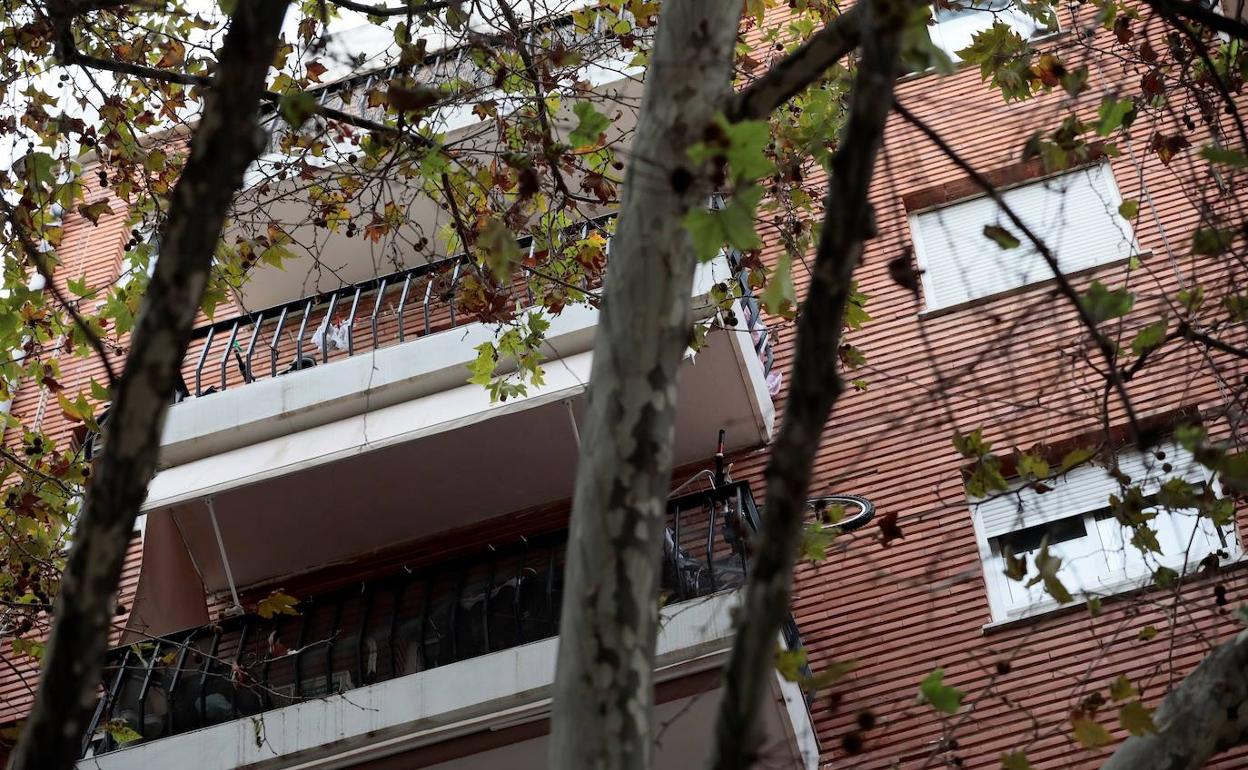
[1138,624,1159,640]
[952,428,992,457]
[1027,538,1073,603]
[918,668,965,714]
[1119,701,1157,736]
[760,252,796,318]
[1001,751,1032,770]
[775,647,809,681]
[67,276,92,298]
[1192,227,1235,256]
[1201,145,1248,167]
[468,341,498,388]
[569,101,611,149]
[1072,715,1113,747]
[1129,320,1167,356]
[279,90,317,128]
[1153,565,1178,588]
[721,118,774,182]
[1117,199,1139,220]
[844,282,871,330]
[1178,285,1204,311]
[1109,674,1137,702]
[983,224,1021,250]
[684,208,722,263]
[719,186,764,251]
[1096,95,1135,136]
[801,659,857,691]
[800,521,835,562]
[1017,451,1050,479]
[1081,281,1134,323]
[478,219,521,283]
[682,185,764,263]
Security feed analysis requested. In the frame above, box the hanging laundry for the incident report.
[766,369,783,397]
[311,316,351,354]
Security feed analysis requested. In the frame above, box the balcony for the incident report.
[84,483,819,769]
[139,219,778,597]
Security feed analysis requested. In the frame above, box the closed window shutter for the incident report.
[912,164,1138,311]
[975,442,1208,539]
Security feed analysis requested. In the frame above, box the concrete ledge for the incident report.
[79,592,740,770]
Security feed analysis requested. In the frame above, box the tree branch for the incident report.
[709,2,902,768]
[1142,0,1248,41]
[62,49,438,150]
[548,1,743,767]
[325,0,450,17]
[8,3,290,769]
[1102,629,1248,770]
[725,4,862,123]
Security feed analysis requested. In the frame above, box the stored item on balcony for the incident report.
[808,494,876,532]
[311,316,351,355]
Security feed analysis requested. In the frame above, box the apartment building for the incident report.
[2,1,1247,769]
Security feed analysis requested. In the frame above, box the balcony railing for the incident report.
[174,217,774,402]
[82,481,773,758]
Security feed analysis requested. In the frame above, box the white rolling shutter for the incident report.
[975,442,1208,539]
[911,164,1138,311]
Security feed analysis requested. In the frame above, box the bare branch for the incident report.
[894,101,1145,444]
[1142,0,1248,41]
[325,0,450,17]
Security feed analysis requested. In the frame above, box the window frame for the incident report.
[908,162,1140,314]
[927,0,1060,61]
[969,442,1241,624]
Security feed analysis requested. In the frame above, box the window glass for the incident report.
[974,443,1239,621]
[910,164,1137,311]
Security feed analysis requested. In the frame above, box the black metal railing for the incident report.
[82,481,767,757]
[175,216,775,402]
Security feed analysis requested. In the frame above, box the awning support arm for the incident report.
[205,497,244,615]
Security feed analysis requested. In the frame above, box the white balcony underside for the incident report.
[80,593,818,770]
[145,259,775,591]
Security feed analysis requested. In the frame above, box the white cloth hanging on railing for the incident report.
[311,317,351,354]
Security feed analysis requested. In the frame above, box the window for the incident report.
[929,0,1052,60]
[910,164,1138,312]
[971,442,1239,622]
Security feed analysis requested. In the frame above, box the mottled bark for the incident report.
[708,2,905,767]
[7,3,289,769]
[548,1,742,768]
[1102,629,1248,770]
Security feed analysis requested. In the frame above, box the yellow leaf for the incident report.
[255,590,300,619]
[1119,701,1157,736]
[1108,674,1136,702]
[1072,715,1113,748]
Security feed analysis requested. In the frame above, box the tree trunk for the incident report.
[548,1,742,768]
[1102,629,1248,770]
[708,2,904,766]
[8,4,289,769]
